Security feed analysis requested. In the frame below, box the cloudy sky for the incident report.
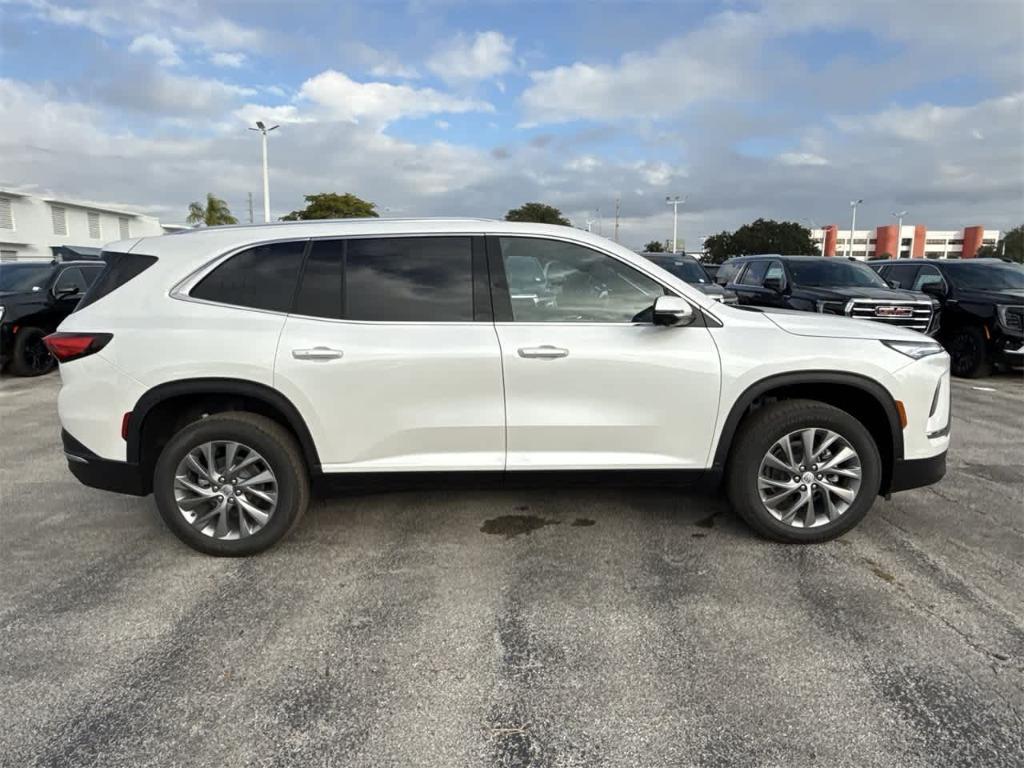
[1,0,1022,248]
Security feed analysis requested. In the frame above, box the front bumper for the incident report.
[888,450,947,493]
[62,429,149,496]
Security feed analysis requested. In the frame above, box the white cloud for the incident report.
[834,92,1023,142]
[778,152,829,166]
[435,120,450,130]
[171,17,264,52]
[427,31,515,84]
[210,51,246,69]
[296,70,493,125]
[128,34,181,67]
[233,103,313,126]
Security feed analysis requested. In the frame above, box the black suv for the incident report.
[0,258,105,376]
[721,255,938,335]
[869,258,1024,377]
[641,252,737,304]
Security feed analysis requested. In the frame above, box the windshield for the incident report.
[0,263,52,292]
[788,260,888,288]
[646,255,708,283]
[943,262,1024,290]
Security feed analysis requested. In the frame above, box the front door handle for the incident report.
[518,345,569,359]
[292,346,344,361]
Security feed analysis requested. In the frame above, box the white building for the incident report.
[0,189,166,261]
[810,225,1000,260]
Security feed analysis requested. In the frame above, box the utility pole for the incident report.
[247,192,254,224]
[249,121,279,223]
[613,197,620,243]
[891,210,907,257]
[847,199,863,259]
[666,195,685,252]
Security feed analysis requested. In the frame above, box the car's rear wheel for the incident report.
[947,326,991,378]
[726,399,881,543]
[153,412,309,556]
[8,326,56,376]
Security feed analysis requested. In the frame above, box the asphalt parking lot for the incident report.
[1,372,1022,768]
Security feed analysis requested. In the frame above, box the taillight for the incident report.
[42,332,113,363]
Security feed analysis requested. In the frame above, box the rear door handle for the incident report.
[518,345,569,359]
[292,347,344,361]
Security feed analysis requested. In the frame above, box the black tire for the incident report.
[8,326,56,376]
[726,399,882,543]
[947,326,991,379]
[153,412,309,556]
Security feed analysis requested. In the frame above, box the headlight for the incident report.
[881,339,945,359]
[996,304,1023,333]
[816,300,845,315]
[0,305,4,323]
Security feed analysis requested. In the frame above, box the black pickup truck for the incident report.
[720,254,939,335]
[0,258,105,376]
[868,258,1024,377]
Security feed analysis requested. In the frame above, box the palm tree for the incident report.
[186,193,238,226]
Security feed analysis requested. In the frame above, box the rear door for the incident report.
[274,235,506,472]
[490,235,721,470]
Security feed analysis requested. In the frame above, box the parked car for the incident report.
[722,255,939,335]
[0,258,105,376]
[868,258,1024,377]
[641,252,737,304]
[702,263,721,283]
[49,220,949,555]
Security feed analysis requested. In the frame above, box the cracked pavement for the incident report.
[1,372,1022,767]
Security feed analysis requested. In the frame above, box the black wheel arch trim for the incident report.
[126,378,322,474]
[711,370,904,486]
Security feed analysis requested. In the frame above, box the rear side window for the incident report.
[75,252,158,311]
[191,241,306,312]
[345,237,473,322]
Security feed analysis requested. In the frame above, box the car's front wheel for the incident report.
[947,326,991,378]
[726,399,882,543]
[153,412,309,556]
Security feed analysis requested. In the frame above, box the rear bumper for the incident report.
[61,429,149,496]
[888,450,946,493]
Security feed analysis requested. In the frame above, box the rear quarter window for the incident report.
[75,252,158,311]
[191,241,307,313]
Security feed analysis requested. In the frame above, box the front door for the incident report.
[490,236,722,470]
[275,235,505,472]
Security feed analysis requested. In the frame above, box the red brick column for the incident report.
[874,225,897,258]
[912,225,926,258]
[823,225,837,257]
[962,226,984,259]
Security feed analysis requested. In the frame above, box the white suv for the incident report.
[49,219,951,555]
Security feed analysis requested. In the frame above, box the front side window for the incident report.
[738,261,769,286]
[882,263,919,289]
[499,237,664,323]
[913,266,945,292]
[764,261,786,284]
[54,267,88,295]
[716,260,740,285]
[191,240,306,312]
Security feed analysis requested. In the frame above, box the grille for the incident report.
[846,299,934,333]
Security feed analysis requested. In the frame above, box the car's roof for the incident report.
[727,254,861,262]
[869,258,1009,267]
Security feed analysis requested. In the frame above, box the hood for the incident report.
[796,285,928,301]
[956,288,1024,305]
[693,282,726,296]
[758,307,929,341]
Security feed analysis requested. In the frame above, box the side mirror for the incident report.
[763,276,785,293]
[920,282,946,298]
[652,295,695,327]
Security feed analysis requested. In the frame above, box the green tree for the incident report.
[504,202,570,226]
[978,224,1023,263]
[282,192,379,220]
[702,219,819,264]
[186,193,238,226]
[643,240,666,252]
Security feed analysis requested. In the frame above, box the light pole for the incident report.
[249,121,278,223]
[891,210,907,257]
[666,195,685,253]
[847,199,862,259]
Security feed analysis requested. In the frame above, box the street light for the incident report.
[666,195,686,253]
[847,199,863,259]
[249,121,279,223]
[891,210,907,257]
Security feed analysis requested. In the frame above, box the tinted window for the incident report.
[764,261,785,283]
[913,266,944,291]
[944,262,1024,290]
[500,237,665,323]
[738,261,769,286]
[788,260,888,287]
[76,252,158,311]
[645,254,708,283]
[882,263,919,289]
[293,240,343,319]
[0,263,52,292]
[345,237,473,322]
[54,267,89,294]
[716,260,741,286]
[191,241,306,312]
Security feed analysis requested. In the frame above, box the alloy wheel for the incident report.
[757,428,862,529]
[173,441,278,540]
